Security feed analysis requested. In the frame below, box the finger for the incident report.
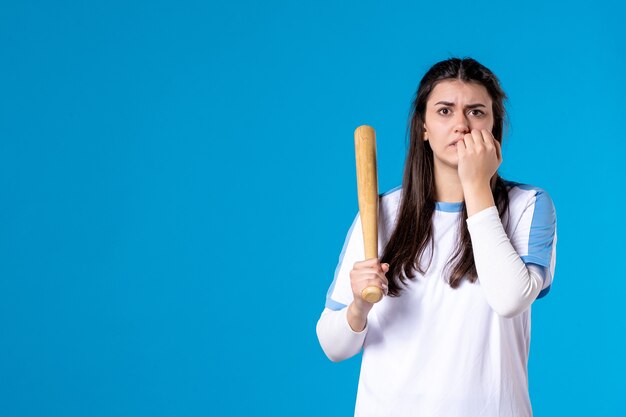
[356,266,389,283]
[354,258,379,269]
[359,268,388,285]
[480,129,495,145]
[456,137,467,158]
[368,259,389,275]
[493,138,503,162]
[481,129,498,153]
[463,132,475,153]
[481,129,494,141]
[379,271,389,287]
[470,129,485,150]
[354,270,384,282]
[363,278,387,293]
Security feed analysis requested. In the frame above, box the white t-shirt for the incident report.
[317,181,557,417]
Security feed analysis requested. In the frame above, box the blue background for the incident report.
[1,0,624,416]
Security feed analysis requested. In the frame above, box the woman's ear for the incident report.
[423,124,428,141]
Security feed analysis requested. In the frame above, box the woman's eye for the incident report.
[437,108,484,116]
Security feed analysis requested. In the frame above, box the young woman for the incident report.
[316,57,557,417]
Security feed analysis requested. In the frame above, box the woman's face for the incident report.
[423,79,495,169]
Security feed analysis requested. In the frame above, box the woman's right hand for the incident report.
[349,258,390,315]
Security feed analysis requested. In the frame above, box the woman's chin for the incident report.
[434,156,459,170]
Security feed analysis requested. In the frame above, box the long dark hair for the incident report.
[381,57,511,296]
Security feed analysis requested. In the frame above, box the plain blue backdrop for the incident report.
[1,0,624,416]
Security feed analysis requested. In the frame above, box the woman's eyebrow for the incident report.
[434,101,486,109]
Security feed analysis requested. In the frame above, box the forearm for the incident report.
[316,306,368,362]
[466,205,543,318]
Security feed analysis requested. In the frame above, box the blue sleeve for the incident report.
[519,189,557,299]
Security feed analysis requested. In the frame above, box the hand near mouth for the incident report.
[456,128,502,191]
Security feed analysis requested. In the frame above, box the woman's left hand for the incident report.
[456,128,502,189]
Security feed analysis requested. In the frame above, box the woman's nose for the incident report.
[454,113,470,134]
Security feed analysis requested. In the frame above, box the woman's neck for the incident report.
[434,163,464,203]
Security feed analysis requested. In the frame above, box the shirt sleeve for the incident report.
[316,307,368,362]
[508,188,558,299]
[324,212,366,310]
[466,205,548,318]
[316,211,369,362]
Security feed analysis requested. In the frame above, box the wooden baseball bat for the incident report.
[354,125,383,304]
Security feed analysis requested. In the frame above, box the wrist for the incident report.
[349,299,371,318]
[462,181,495,217]
[461,179,491,194]
[347,301,370,333]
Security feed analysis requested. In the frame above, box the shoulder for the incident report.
[502,180,557,271]
[380,184,403,199]
[379,185,403,211]
[502,180,557,228]
[503,180,555,210]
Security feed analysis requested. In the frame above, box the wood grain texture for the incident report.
[354,125,383,304]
